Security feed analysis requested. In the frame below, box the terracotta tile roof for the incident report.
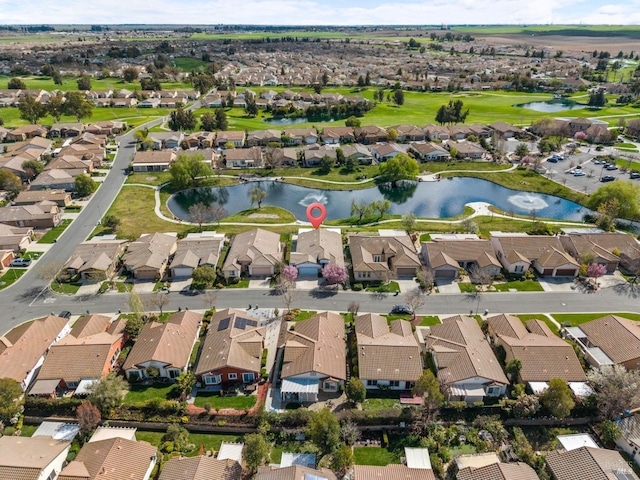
[159,456,242,480]
[349,235,421,274]
[131,150,176,165]
[123,311,201,372]
[255,465,337,480]
[123,232,177,272]
[290,229,345,268]
[561,232,639,264]
[355,314,423,382]
[223,229,283,273]
[0,436,71,479]
[58,437,157,480]
[427,315,508,387]
[352,465,436,480]
[493,235,579,269]
[0,315,69,386]
[281,312,346,381]
[63,240,127,275]
[170,237,223,270]
[69,314,113,338]
[457,462,539,480]
[579,315,640,365]
[423,240,500,269]
[546,446,638,480]
[195,308,264,376]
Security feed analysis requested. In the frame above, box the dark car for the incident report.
[630,172,640,179]
[391,304,414,315]
[58,311,72,319]
[546,157,558,163]
[601,175,615,182]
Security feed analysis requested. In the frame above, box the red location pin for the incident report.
[306,202,327,229]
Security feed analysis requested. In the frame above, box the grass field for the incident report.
[452,25,640,37]
[0,75,192,93]
[38,219,72,243]
[552,312,640,326]
[223,206,296,224]
[124,384,176,404]
[515,314,560,335]
[50,281,82,295]
[193,392,257,410]
[134,430,240,456]
[361,398,401,411]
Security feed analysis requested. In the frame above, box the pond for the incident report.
[514,98,585,112]
[263,117,338,125]
[167,178,588,222]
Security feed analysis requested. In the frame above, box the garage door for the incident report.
[397,268,416,277]
[298,266,318,276]
[172,267,193,278]
[251,266,273,277]
[556,269,577,276]
[435,269,457,279]
[543,269,554,276]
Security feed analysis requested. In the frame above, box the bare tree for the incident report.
[277,277,298,313]
[416,266,435,292]
[461,219,479,234]
[202,289,218,311]
[469,264,493,286]
[189,202,212,231]
[404,287,427,320]
[209,204,227,225]
[149,291,170,316]
[347,301,360,319]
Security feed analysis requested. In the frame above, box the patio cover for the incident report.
[529,381,549,395]
[449,384,485,398]
[28,378,61,396]
[33,421,80,441]
[281,377,319,395]
[74,378,98,396]
[569,382,594,397]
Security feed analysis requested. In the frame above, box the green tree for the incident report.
[169,154,213,189]
[174,372,196,399]
[63,91,93,121]
[75,175,98,197]
[505,359,522,382]
[250,186,268,208]
[401,213,417,234]
[599,419,622,445]
[88,372,129,416]
[102,214,120,231]
[0,378,23,423]
[214,108,228,130]
[588,89,607,107]
[21,159,44,179]
[350,199,370,222]
[243,433,271,472]
[345,115,361,128]
[387,128,399,142]
[541,378,574,419]
[371,199,391,219]
[168,107,197,131]
[46,92,65,122]
[332,443,354,476]
[378,153,419,187]
[319,155,334,173]
[123,67,139,83]
[345,377,366,404]
[192,265,217,286]
[77,75,92,90]
[515,143,529,159]
[8,77,26,89]
[0,170,22,196]
[163,424,189,452]
[412,369,444,424]
[393,88,405,106]
[124,316,143,339]
[200,112,217,131]
[18,96,46,124]
[588,181,640,220]
[309,407,341,455]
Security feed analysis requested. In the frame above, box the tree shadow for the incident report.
[612,282,640,299]
[13,286,42,303]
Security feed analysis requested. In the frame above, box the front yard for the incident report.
[552,312,640,326]
[0,269,27,290]
[458,279,543,293]
[38,219,72,243]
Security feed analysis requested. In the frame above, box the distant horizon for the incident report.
[1,0,640,27]
[2,23,640,27]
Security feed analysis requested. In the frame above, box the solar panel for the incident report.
[246,319,258,328]
[234,317,247,330]
[217,317,230,331]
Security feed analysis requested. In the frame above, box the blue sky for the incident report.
[1,0,640,25]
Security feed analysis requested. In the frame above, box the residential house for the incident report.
[63,237,128,281]
[457,462,539,480]
[349,233,421,281]
[123,310,202,381]
[246,129,282,147]
[138,97,161,108]
[222,228,284,278]
[215,131,246,148]
[354,125,388,144]
[615,415,640,467]
[0,436,71,480]
[341,144,374,164]
[49,123,84,138]
[5,124,48,141]
[444,140,487,159]
[370,143,406,162]
[0,223,33,251]
[0,201,61,229]
[195,308,264,388]
[4,135,53,159]
[280,312,346,403]
[302,144,337,167]
[423,124,451,141]
[283,128,318,146]
[45,155,94,173]
[486,314,587,392]
[159,456,242,480]
[409,142,450,162]
[546,446,638,480]
[0,314,71,390]
[14,190,71,208]
[85,120,126,136]
[426,315,508,402]
[490,233,580,277]
[560,231,640,273]
[30,314,126,396]
[391,124,426,142]
[148,132,184,150]
[355,314,423,390]
[352,465,435,480]
[224,146,263,168]
[270,147,299,167]
[131,151,177,173]
[170,232,225,278]
[488,121,523,139]
[0,154,32,181]
[421,238,501,280]
[182,131,216,149]
[57,144,104,169]
[0,249,14,268]
[122,232,178,280]
[567,117,593,135]
[58,437,157,480]
[256,466,337,480]
[321,126,355,144]
[564,315,640,369]
[112,97,138,107]
[289,228,344,276]
[29,169,84,191]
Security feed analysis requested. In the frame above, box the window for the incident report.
[389,380,400,387]
[228,373,238,380]
[169,369,179,379]
[67,381,78,389]
[324,381,336,390]
[204,375,221,385]
[515,265,524,273]
[373,255,382,262]
[367,380,377,386]
[243,373,254,383]
[487,386,500,396]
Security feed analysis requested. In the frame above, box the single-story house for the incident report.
[560,231,640,274]
[409,142,451,162]
[349,233,421,281]
[222,228,284,278]
[215,131,246,148]
[159,455,242,480]
[170,232,224,278]
[29,169,84,192]
[45,155,93,172]
[224,146,263,168]
[123,310,201,381]
[14,189,71,207]
[457,461,539,480]
[423,124,451,141]
[63,237,128,281]
[0,201,61,229]
[182,131,216,149]
[122,232,178,280]
[148,132,184,150]
[289,228,344,276]
[370,143,406,162]
[546,446,638,480]
[355,125,388,144]
[131,150,177,173]
[302,144,337,167]
[0,436,71,480]
[49,123,85,138]
[421,238,501,280]
[256,466,337,480]
[444,140,487,159]
[246,129,282,147]
[283,128,318,145]
[5,124,48,142]
[391,124,426,142]
[0,223,33,251]
[321,126,355,144]
[488,121,523,138]
[340,144,374,164]
[85,120,126,136]
[270,147,299,167]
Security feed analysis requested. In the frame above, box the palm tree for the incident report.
[250,186,267,208]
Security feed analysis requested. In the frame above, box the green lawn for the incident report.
[354,447,399,466]
[99,281,132,293]
[223,206,296,224]
[21,252,43,260]
[289,310,318,322]
[19,424,39,437]
[552,312,640,326]
[126,172,173,186]
[225,279,250,288]
[134,430,240,456]
[361,398,400,411]
[365,281,400,293]
[124,384,176,404]
[50,282,82,295]
[382,313,413,322]
[189,340,200,367]
[418,316,441,326]
[38,219,72,243]
[193,392,257,410]
[0,269,27,289]
[515,314,560,335]
[459,280,544,293]
[421,161,513,173]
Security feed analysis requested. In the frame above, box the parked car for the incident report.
[605,164,619,170]
[573,170,586,176]
[9,258,31,267]
[593,159,606,165]
[601,175,615,182]
[391,304,414,315]
[58,311,72,319]
[630,172,640,179]
[546,157,558,163]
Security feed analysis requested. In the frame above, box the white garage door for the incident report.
[172,267,193,278]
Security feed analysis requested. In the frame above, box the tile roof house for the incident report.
[123,310,201,381]
[488,121,524,138]
[564,315,640,369]
[457,461,539,480]
[289,228,345,276]
[195,308,265,388]
[370,143,407,162]
[302,144,337,167]
[5,124,48,141]
[283,128,318,146]
[560,232,640,274]
[354,125,388,144]
[256,466,337,480]
[349,233,421,282]
[423,124,451,141]
[169,232,224,278]
[0,435,71,480]
[30,314,126,395]
[270,147,299,167]
[321,126,355,144]
[545,446,638,480]
[426,315,508,402]
[0,201,61,229]
[131,151,177,173]
[159,456,242,480]
[355,314,423,390]
[63,237,128,282]
[182,131,216,149]
[0,314,71,391]
[45,155,93,173]
[391,124,426,142]
[58,437,157,480]
[615,415,640,467]
[409,142,451,162]
[122,232,178,280]
[490,233,580,277]
[14,189,71,207]
[280,312,346,403]
[49,122,85,138]
[215,131,246,148]
[340,144,374,164]
[0,223,33,252]
[486,314,587,386]
[30,169,85,192]
[352,465,435,480]
[222,228,284,279]
[148,132,184,151]
[444,140,487,159]
[246,129,282,147]
[224,146,263,168]
[421,239,501,280]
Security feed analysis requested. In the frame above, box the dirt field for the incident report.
[479,34,640,54]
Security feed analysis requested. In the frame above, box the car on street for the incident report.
[630,172,640,179]
[58,311,72,319]
[546,157,558,163]
[593,159,606,165]
[605,164,619,170]
[601,175,615,182]
[573,170,586,176]
[391,304,414,315]
[9,258,31,267]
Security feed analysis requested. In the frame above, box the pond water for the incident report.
[167,178,588,222]
[514,98,585,112]
[263,117,337,125]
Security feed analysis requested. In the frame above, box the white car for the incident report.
[573,170,586,176]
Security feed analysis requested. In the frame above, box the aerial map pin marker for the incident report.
[306,202,327,229]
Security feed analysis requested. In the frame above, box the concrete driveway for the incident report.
[435,279,461,294]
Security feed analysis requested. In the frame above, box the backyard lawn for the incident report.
[134,430,240,457]
[516,314,560,335]
[354,447,400,466]
[361,398,401,411]
[193,392,257,410]
[124,384,176,404]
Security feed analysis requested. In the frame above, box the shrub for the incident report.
[3,426,16,436]
[352,283,363,291]
[203,402,212,412]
